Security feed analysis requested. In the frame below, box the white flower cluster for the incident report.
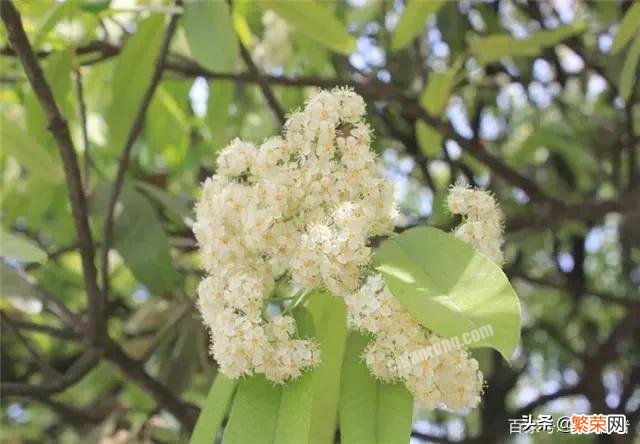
[447,184,505,264]
[345,274,483,410]
[194,88,396,383]
[253,10,292,71]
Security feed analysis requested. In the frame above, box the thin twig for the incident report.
[1,352,99,397]
[0,314,77,341]
[238,41,286,125]
[0,312,61,378]
[103,337,198,431]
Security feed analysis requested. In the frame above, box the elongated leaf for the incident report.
[276,292,348,444]
[304,293,348,444]
[135,181,192,221]
[207,80,234,149]
[261,2,355,54]
[0,263,43,315]
[220,292,347,444]
[182,1,238,72]
[224,292,347,444]
[611,3,640,54]
[374,227,520,359]
[107,14,165,152]
[339,333,413,444]
[113,188,180,294]
[528,21,587,47]
[620,32,640,101]
[190,374,238,444]
[0,230,47,264]
[32,1,79,49]
[0,114,63,183]
[273,308,317,444]
[112,186,181,294]
[391,0,445,51]
[416,67,457,156]
[470,22,587,64]
[145,82,191,169]
[222,376,282,444]
[469,34,538,65]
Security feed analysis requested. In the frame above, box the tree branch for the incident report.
[0,0,104,343]
[1,352,99,397]
[103,338,198,431]
[513,385,583,417]
[0,314,77,341]
[74,67,91,193]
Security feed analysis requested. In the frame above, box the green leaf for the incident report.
[275,292,348,444]
[0,114,63,183]
[260,2,355,54]
[207,80,234,149]
[620,32,640,102]
[528,22,587,47]
[145,82,191,169]
[415,67,458,156]
[222,376,282,444]
[391,0,445,51]
[0,263,43,315]
[339,333,413,444]
[182,1,238,72]
[511,122,598,192]
[32,1,80,49]
[220,292,347,444]
[611,3,640,55]
[111,186,181,295]
[107,14,165,152]
[0,230,47,264]
[374,227,521,359]
[135,181,192,221]
[190,374,238,444]
[470,22,587,64]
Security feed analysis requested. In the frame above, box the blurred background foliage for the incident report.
[0,0,638,442]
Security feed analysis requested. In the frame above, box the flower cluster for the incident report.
[345,274,484,410]
[194,88,395,383]
[447,183,505,264]
[253,10,292,71]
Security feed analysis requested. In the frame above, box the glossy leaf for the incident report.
[339,333,413,444]
[135,181,192,221]
[261,1,356,54]
[107,14,165,152]
[280,292,348,444]
[182,1,238,72]
[470,22,587,64]
[391,0,445,51]
[0,263,43,315]
[220,292,347,444]
[374,227,521,359]
[416,67,458,156]
[222,376,282,444]
[112,186,181,295]
[190,374,238,444]
[207,80,234,149]
[0,230,47,264]
[0,114,63,183]
[611,3,640,54]
[620,32,640,102]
